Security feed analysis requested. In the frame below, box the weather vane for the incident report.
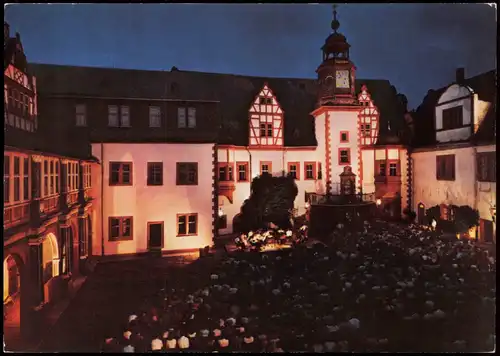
[331,4,340,33]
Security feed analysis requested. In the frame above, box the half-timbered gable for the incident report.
[357,84,380,146]
[248,84,284,147]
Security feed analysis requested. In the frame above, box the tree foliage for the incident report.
[425,204,479,233]
[235,172,298,233]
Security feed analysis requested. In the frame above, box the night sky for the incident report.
[4,3,496,109]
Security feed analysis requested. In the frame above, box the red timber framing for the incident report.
[357,85,380,147]
[372,146,402,199]
[248,84,284,148]
[357,84,381,191]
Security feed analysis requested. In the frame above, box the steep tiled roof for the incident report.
[28,63,408,147]
[413,69,496,147]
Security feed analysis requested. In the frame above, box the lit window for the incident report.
[147,162,163,185]
[109,217,133,241]
[339,149,350,164]
[177,214,198,236]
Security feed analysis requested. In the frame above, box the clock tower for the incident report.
[316,5,357,106]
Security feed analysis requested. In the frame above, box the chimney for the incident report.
[456,68,465,84]
[4,22,10,43]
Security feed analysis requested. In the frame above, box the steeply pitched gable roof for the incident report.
[28,63,408,147]
[413,69,496,147]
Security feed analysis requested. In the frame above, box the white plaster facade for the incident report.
[412,80,496,242]
[91,143,215,255]
[217,147,322,234]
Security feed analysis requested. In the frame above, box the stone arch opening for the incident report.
[42,233,60,304]
[3,253,24,346]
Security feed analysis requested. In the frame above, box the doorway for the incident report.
[480,219,494,243]
[417,203,425,225]
[148,222,164,252]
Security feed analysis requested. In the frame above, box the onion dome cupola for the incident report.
[316,5,357,107]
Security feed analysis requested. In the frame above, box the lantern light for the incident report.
[305,202,310,209]
[218,207,224,217]
[431,218,437,229]
[376,199,382,206]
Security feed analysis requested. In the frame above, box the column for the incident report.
[21,240,44,341]
[60,160,69,213]
[29,156,42,228]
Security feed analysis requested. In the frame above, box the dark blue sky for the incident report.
[5,3,496,109]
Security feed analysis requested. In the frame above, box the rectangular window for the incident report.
[218,163,233,182]
[304,162,316,180]
[317,162,322,180]
[260,161,272,175]
[76,104,86,127]
[75,163,79,190]
[339,148,351,165]
[177,107,186,128]
[442,106,463,130]
[288,162,299,180]
[108,105,119,127]
[13,157,20,202]
[43,160,49,197]
[48,161,54,195]
[149,106,161,128]
[109,162,133,186]
[4,155,10,203]
[55,161,59,194]
[340,131,349,142]
[176,162,198,185]
[477,152,496,182]
[236,162,249,182]
[436,155,455,181]
[259,123,273,138]
[108,217,133,241]
[389,163,398,176]
[23,157,29,200]
[376,160,386,176]
[177,213,198,236]
[187,107,196,128]
[361,124,371,137]
[147,162,163,186]
[120,106,130,127]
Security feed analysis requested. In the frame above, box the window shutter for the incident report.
[178,108,186,128]
[187,107,196,128]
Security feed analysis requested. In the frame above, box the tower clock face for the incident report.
[336,70,350,88]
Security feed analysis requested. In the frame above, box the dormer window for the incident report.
[442,106,463,130]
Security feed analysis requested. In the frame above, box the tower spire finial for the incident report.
[331,4,340,33]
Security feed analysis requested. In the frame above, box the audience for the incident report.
[103,221,496,353]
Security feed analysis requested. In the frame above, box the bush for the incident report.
[402,208,417,223]
[236,173,298,233]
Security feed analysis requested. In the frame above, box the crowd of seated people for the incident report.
[102,221,496,353]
